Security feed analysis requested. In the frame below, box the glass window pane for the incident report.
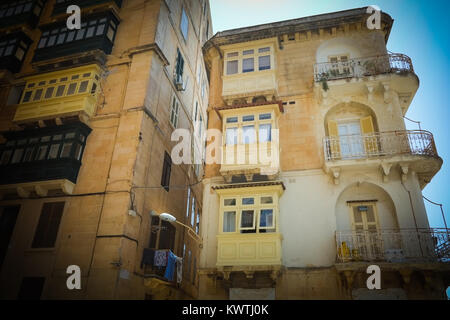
[242,198,254,205]
[227,52,238,58]
[15,47,25,61]
[60,142,72,158]
[36,145,48,160]
[106,26,115,41]
[86,26,95,38]
[65,132,75,139]
[56,33,66,44]
[226,117,238,123]
[260,209,274,228]
[66,31,75,42]
[47,35,57,47]
[44,87,54,99]
[0,150,12,165]
[11,149,23,163]
[259,123,272,142]
[74,143,83,160]
[40,136,51,142]
[226,60,238,75]
[75,28,86,40]
[224,199,236,206]
[259,55,271,70]
[23,147,34,162]
[33,89,43,101]
[78,80,89,93]
[55,85,65,97]
[243,49,254,55]
[259,113,271,120]
[67,83,77,95]
[48,144,60,159]
[242,125,255,144]
[258,47,270,53]
[261,196,273,204]
[223,211,236,232]
[53,134,62,141]
[96,24,105,36]
[242,115,254,122]
[240,210,254,228]
[242,58,254,73]
[22,91,32,102]
[226,127,237,145]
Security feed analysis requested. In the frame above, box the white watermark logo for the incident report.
[66,5,81,30]
[66,265,81,290]
[366,5,381,30]
[170,128,280,175]
[366,265,381,289]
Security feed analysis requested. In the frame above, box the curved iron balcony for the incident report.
[324,130,438,161]
[336,228,450,263]
[314,53,414,82]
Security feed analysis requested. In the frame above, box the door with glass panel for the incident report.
[351,204,382,260]
[338,121,364,159]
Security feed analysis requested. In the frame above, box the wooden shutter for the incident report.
[360,116,378,155]
[0,205,20,267]
[327,120,341,158]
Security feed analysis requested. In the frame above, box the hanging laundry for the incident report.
[164,251,177,281]
[176,257,183,284]
[154,250,168,267]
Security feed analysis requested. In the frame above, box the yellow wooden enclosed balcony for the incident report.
[13,64,102,123]
[213,182,284,269]
[217,233,282,267]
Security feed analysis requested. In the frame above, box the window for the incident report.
[180,8,189,40]
[0,1,43,20]
[186,187,191,217]
[220,194,277,234]
[161,151,172,191]
[32,202,65,248]
[223,111,274,145]
[0,205,20,268]
[328,55,350,75]
[19,67,100,105]
[169,95,180,128]
[0,125,89,166]
[0,33,31,63]
[226,60,238,75]
[175,48,184,83]
[224,46,273,75]
[37,15,118,50]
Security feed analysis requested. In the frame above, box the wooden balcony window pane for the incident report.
[243,58,254,73]
[47,144,60,159]
[242,197,254,205]
[260,209,274,228]
[223,211,236,232]
[242,125,256,144]
[224,199,236,206]
[261,196,273,204]
[60,143,72,158]
[226,60,238,75]
[78,81,89,93]
[259,123,271,142]
[23,147,34,162]
[0,150,12,165]
[67,83,77,95]
[259,55,270,70]
[44,87,54,99]
[35,145,47,160]
[10,149,23,163]
[22,91,32,102]
[33,89,42,101]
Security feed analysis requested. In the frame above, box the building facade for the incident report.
[0,0,212,299]
[199,7,450,299]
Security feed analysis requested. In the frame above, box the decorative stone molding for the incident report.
[380,162,393,182]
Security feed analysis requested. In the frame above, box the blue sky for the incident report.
[210,0,450,230]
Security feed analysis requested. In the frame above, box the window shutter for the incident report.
[327,120,340,158]
[360,116,378,155]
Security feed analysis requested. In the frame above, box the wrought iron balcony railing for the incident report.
[336,228,450,263]
[314,53,414,82]
[324,130,438,161]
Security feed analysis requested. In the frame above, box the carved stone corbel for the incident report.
[380,162,392,182]
[243,271,254,279]
[17,187,29,198]
[330,167,341,185]
[382,82,391,103]
[366,84,375,102]
[400,163,409,182]
[35,185,48,197]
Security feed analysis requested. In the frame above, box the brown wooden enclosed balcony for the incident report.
[314,53,414,82]
[52,0,123,15]
[336,228,450,263]
[323,130,442,187]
